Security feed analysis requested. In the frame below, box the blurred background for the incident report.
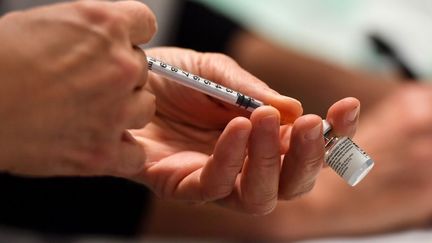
[1,0,432,242]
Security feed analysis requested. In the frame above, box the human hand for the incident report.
[0,1,157,176]
[126,47,360,215]
[308,84,432,234]
[143,86,432,241]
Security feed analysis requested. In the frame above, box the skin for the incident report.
[145,85,432,241]
[131,47,360,214]
[0,1,359,214]
[227,31,400,116]
[0,1,158,176]
[143,31,432,239]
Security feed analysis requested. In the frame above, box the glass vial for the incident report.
[322,120,374,186]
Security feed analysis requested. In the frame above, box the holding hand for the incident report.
[0,1,361,215]
[127,47,361,215]
[0,1,157,176]
[311,84,432,233]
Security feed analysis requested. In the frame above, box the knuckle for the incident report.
[150,176,173,200]
[75,1,126,34]
[298,180,316,194]
[146,167,185,201]
[280,180,316,200]
[260,154,282,167]
[104,12,127,34]
[249,153,281,172]
[302,154,325,174]
[74,1,108,22]
[243,189,278,215]
[202,184,233,201]
[244,197,277,216]
[111,51,143,85]
[158,179,182,201]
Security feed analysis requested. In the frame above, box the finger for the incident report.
[240,106,281,215]
[123,90,156,129]
[132,46,148,91]
[107,47,146,96]
[326,97,360,138]
[142,117,251,202]
[134,151,208,200]
[113,1,157,44]
[199,53,303,124]
[279,115,324,199]
[199,117,252,201]
[279,124,292,154]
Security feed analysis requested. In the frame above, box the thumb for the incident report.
[112,1,158,44]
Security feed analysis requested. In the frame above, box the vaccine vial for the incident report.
[322,120,374,186]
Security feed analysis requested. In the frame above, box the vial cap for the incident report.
[322,120,332,135]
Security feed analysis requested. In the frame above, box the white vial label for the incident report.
[325,137,374,186]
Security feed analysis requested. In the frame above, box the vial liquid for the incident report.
[322,120,374,186]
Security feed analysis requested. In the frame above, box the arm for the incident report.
[142,29,432,240]
[0,1,157,175]
[0,2,359,212]
[227,30,401,116]
[129,47,361,214]
[143,74,432,242]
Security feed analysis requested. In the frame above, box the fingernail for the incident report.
[281,96,302,107]
[237,129,250,139]
[346,106,359,123]
[304,123,321,141]
[266,87,280,95]
[260,115,279,131]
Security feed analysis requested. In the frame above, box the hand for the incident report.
[306,84,432,235]
[0,1,157,176]
[126,47,360,215]
[141,86,432,241]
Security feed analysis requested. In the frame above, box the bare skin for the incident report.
[145,85,432,241]
[143,31,432,239]
[0,2,359,214]
[131,47,360,214]
[228,31,400,116]
[0,1,158,176]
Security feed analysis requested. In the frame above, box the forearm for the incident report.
[227,30,400,116]
[143,171,426,241]
[143,199,315,241]
[143,191,357,241]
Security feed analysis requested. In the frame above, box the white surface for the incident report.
[300,229,432,243]
[198,0,432,79]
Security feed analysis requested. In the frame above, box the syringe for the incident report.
[145,55,374,186]
[146,56,301,124]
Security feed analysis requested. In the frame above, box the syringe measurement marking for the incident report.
[147,57,262,110]
[152,59,227,93]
